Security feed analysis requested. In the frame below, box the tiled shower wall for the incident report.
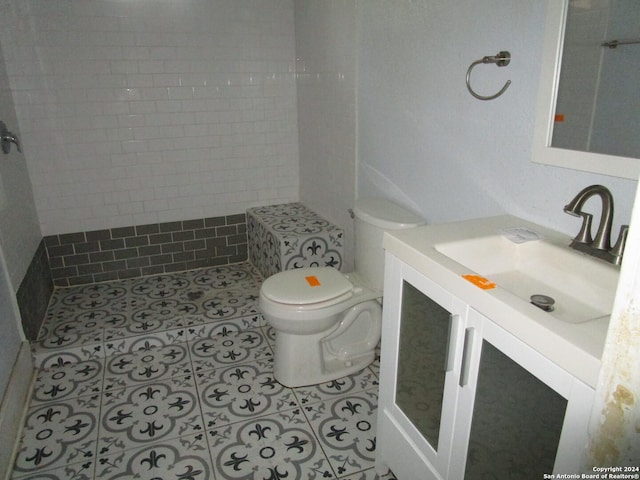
[0,0,299,237]
[45,213,247,287]
[16,241,53,340]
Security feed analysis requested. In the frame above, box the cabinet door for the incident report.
[377,257,467,479]
[450,308,594,479]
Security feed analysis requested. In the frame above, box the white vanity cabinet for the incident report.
[376,254,595,480]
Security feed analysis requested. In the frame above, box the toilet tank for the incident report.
[353,197,424,292]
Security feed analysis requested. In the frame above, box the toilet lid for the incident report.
[261,267,353,305]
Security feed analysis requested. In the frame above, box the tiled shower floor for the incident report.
[11,263,396,480]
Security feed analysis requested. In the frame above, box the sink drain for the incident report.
[530,294,555,312]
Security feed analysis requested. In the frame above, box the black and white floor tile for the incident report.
[12,263,396,479]
[247,203,345,278]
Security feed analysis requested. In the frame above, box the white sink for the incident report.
[434,235,619,324]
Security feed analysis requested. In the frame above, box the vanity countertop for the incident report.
[383,214,618,388]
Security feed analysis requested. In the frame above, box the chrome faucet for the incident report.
[564,184,628,266]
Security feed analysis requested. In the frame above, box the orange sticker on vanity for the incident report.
[462,274,496,290]
[305,276,321,287]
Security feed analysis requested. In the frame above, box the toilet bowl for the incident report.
[259,198,424,388]
[260,267,382,387]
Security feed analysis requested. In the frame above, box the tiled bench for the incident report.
[247,202,344,279]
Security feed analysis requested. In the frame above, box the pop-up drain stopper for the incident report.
[530,294,555,312]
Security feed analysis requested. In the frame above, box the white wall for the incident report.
[295,0,358,270]
[0,0,636,272]
[355,0,637,235]
[0,0,299,236]
[292,0,640,467]
[0,31,39,416]
[0,26,41,291]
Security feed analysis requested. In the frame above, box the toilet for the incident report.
[259,197,424,387]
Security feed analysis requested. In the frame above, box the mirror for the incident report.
[532,0,640,179]
[554,1,639,158]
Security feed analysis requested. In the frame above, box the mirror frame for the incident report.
[532,0,640,180]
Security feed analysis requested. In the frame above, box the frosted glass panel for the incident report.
[465,340,567,479]
[396,281,451,449]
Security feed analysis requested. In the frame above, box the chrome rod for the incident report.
[601,39,640,48]
[465,50,511,101]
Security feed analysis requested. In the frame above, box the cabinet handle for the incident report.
[445,314,461,372]
[459,327,475,387]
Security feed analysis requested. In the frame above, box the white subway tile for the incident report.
[3,0,299,235]
[155,100,183,113]
[128,101,156,114]
[129,188,156,202]
[121,46,151,61]
[118,201,144,215]
[122,140,149,154]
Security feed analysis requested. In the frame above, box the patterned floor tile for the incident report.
[188,327,273,373]
[103,328,188,357]
[208,408,335,479]
[14,263,397,480]
[31,360,105,405]
[32,331,104,367]
[185,313,265,341]
[103,343,192,391]
[304,390,379,478]
[34,346,105,371]
[293,368,379,407]
[262,324,276,346]
[338,467,397,480]
[196,357,298,429]
[102,298,198,340]
[369,344,381,379]
[36,308,120,345]
[127,274,193,302]
[11,459,95,480]
[56,284,128,311]
[98,375,203,456]
[106,294,150,318]
[13,395,101,475]
[35,264,264,368]
[197,287,261,321]
[94,433,212,480]
[186,264,263,290]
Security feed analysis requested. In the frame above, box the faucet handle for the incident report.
[610,225,629,263]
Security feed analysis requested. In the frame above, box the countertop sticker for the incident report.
[462,274,496,290]
[500,227,543,244]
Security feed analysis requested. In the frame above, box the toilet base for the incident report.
[273,330,376,388]
[269,298,382,388]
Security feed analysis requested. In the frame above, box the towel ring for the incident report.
[466,51,511,101]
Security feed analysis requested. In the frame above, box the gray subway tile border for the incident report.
[16,240,54,341]
[45,213,248,287]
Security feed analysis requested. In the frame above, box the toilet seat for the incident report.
[261,267,354,307]
[259,268,379,332]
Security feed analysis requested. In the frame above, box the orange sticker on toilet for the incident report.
[305,275,321,287]
[462,274,496,290]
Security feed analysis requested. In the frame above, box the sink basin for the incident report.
[435,235,619,323]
